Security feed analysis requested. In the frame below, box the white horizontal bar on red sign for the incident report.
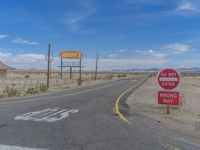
[159,77,178,82]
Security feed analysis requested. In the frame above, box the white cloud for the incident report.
[147,49,167,58]
[0,52,12,62]
[11,38,39,45]
[83,58,166,70]
[66,14,89,32]
[63,1,95,32]
[115,49,127,53]
[16,54,45,63]
[165,43,189,53]
[176,1,195,11]
[123,0,164,5]
[0,52,46,69]
[0,34,8,40]
[109,53,119,58]
[0,51,165,70]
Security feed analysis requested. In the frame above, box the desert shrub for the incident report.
[26,88,39,95]
[39,84,48,92]
[3,87,21,97]
[65,85,70,89]
[117,74,122,78]
[25,75,30,79]
[77,79,83,85]
[122,74,127,77]
[0,93,7,99]
[106,75,114,80]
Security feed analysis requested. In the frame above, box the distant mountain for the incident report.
[112,68,200,73]
[0,61,15,70]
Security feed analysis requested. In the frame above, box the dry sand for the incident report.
[127,76,200,141]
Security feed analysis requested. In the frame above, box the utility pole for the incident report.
[95,52,99,80]
[60,58,63,79]
[79,58,82,82]
[47,43,51,88]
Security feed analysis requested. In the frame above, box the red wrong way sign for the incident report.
[158,68,180,90]
[157,68,180,108]
[158,91,179,105]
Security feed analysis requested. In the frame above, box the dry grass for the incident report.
[0,70,144,98]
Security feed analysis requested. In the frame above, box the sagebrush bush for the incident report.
[26,88,39,95]
[77,79,83,85]
[106,75,113,80]
[3,87,21,97]
[39,84,48,92]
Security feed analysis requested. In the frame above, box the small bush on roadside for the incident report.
[122,74,127,77]
[77,79,83,85]
[117,74,122,78]
[26,88,39,95]
[39,84,48,92]
[65,85,70,89]
[25,75,30,79]
[3,87,21,97]
[0,93,7,99]
[106,75,114,80]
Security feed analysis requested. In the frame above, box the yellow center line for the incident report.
[114,78,147,125]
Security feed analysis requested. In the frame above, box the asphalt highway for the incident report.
[0,76,199,150]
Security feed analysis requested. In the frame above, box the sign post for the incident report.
[59,51,83,84]
[157,68,180,114]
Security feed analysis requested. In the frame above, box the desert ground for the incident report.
[127,75,200,143]
[0,70,142,98]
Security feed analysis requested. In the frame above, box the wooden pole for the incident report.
[47,43,51,88]
[95,52,99,80]
[60,58,63,79]
[79,58,82,82]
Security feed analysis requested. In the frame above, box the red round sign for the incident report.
[158,69,180,90]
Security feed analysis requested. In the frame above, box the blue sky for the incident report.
[0,0,200,70]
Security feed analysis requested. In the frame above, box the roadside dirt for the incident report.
[127,76,200,143]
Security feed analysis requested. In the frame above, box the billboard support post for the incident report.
[70,67,72,80]
[58,51,83,85]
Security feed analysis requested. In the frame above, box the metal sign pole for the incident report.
[167,106,170,114]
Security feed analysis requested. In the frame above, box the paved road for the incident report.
[0,76,199,150]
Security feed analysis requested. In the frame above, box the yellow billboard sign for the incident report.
[60,51,83,59]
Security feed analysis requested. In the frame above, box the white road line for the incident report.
[0,80,129,105]
[0,144,47,150]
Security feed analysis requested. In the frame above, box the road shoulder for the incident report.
[126,77,200,144]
